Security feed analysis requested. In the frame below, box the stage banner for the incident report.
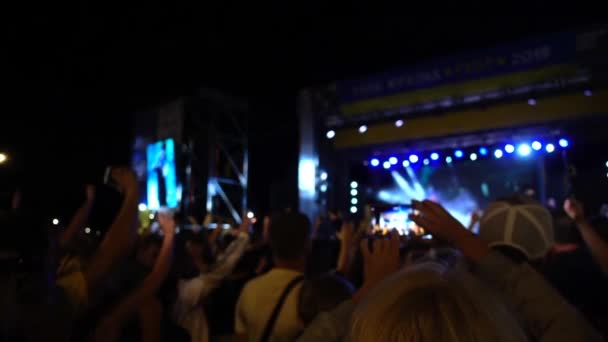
[337,32,578,116]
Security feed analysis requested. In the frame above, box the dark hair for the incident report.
[269,212,311,261]
[298,273,354,325]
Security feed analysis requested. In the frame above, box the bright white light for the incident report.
[505,144,515,153]
[138,203,148,212]
[350,206,358,213]
[0,153,7,164]
[517,144,531,156]
[409,155,419,163]
[395,119,404,127]
[84,227,91,234]
[247,211,255,219]
[320,184,328,192]
[358,125,368,133]
[326,130,336,139]
[430,152,439,160]
[423,159,430,165]
[559,138,569,148]
[545,143,555,153]
[383,161,391,169]
[470,153,478,161]
[494,149,503,159]
[389,157,398,165]
[320,171,328,181]
[371,158,380,167]
[149,213,155,220]
[52,218,59,226]
[351,189,358,196]
[351,198,358,205]
[531,141,542,151]
[402,160,410,167]
[350,181,358,188]
[298,158,317,199]
[445,156,453,164]
[605,161,608,168]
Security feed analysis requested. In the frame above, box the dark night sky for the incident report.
[2,2,605,212]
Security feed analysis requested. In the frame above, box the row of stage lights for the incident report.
[368,138,569,169]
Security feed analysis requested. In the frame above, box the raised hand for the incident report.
[360,231,401,289]
[85,184,96,203]
[110,167,138,195]
[409,200,466,244]
[157,211,176,236]
[564,198,585,223]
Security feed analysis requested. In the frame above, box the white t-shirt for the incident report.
[235,268,303,342]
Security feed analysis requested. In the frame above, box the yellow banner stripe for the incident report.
[340,64,578,116]
[334,90,608,149]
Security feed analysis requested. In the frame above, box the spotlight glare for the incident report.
[358,125,368,133]
[149,213,155,220]
[389,157,398,165]
[545,143,555,153]
[52,218,59,226]
[409,154,419,163]
[528,98,536,106]
[350,181,358,188]
[423,158,430,165]
[383,161,391,169]
[326,130,336,139]
[0,153,7,164]
[605,161,608,168]
[494,149,503,159]
[395,119,404,127]
[402,160,410,167]
[584,89,592,97]
[531,141,542,151]
[371,158,380,167]
[84,227,91,234]
[320,172,328,181]
[430,152,439,161]
[469,153,478,161]
[559,138,569,148]
[138,203,148,212]
[454,150,464,158]
[504,144,515,153]
[350,189,358,196]
[351,198,358,205]
[350,206,358,214]
[517,144,531,156]
[445,156,453,164]
[320,184,328,192]
[479,147,488,156]
[247,211,255,219]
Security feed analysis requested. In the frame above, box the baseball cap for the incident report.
[479,196,554,260]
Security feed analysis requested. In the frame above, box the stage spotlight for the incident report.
[326,130,336,139]
[531,141,542,151]
[402,160,410,167]
[494,149,503,159]
[517,143,531,156]
[350,206,358,214]
[545,143,555,153]
[559,138,569,148]
[0,153,7,164]
[351,198,358,205]
[358,125,368,133]
[351,189,358,196]
[247,211,255,219]
[383,161,391,169]
[389,157,398,165]
[320,184,328,192]
[138,203,148,212]
[149,213,155,220]
[454,150,464,158]
[395,119,404,127]
[445,156,453,164]
[85,227,91,234]
[584,90,592,97]
[479,147,488,156]
[423,159,430,165]
[504,144,515,153]
[371,158,380,167]
[430,152,439,161]
[470,153,478,161]
[605,161,608,168]
[350,181,358,188]
[320,171,328,181]
[528,98,536,106]
[409,155,419,163]
[52,218,59,226]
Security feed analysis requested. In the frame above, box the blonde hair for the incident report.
[349,263,528,342]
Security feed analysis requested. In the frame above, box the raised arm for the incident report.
[564,198,608,275]
[58,185,95,249]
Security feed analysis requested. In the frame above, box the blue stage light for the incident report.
[383,161,391,169]
[517,144,531,156]
[470,153,478,161]
[505,144,515,154]
[389,156,398,165]
[423,159,430,165]
[430,152,439,161]
[559,138,569,148]
[454,150,464,158]
[409,155,419,163]
[445,156,453,164]
[479,147,488,156]
[402,160,410,167]
[494,149,503,159]
[545,143,555,153]
[531,141,542,151]
[371,158,380,167]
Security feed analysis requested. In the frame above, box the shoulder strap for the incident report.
[260,275,304,342]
